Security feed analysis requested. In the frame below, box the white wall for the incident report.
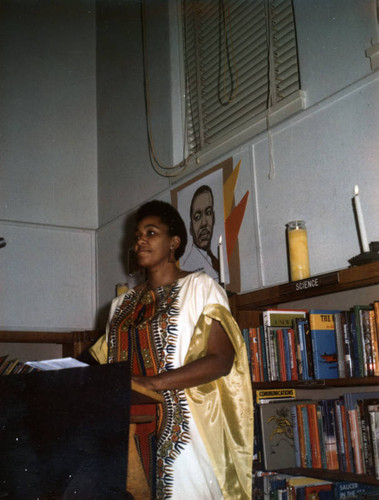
[0,0,98,332]
[0,222,96,331]
[2,0,378,336]
[245,72,379,290]
[95,0,379,327]
[95,0,172,315]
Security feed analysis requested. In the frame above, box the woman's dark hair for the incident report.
[135,200,188,260]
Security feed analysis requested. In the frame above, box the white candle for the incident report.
[218,235,226,285]
[353,185,370,253]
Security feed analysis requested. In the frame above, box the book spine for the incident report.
[263,313,273,382]
[297,319,310,380]
[290,405,301,467]
[325,399,339,469]
[357,308,370,377]
[357,400,369,474]
[333,312,346,378]
[368,309,379,377]
[292,320,303,380]
[277,329,287,381]
[296,404,307,468]
[316,403,327,469]
[309,312,338,380]
[334,400,347,471]
[361,309,374,377]
[303,319,314,380]
[287,328,298,381]
[369,410,379,480]
[249,327,260,382]
[353,307,366,377]
[282,329,292,381]
[242,328,251,367]
[257,324,265,382]
[259,325,268,381]
[373,302,379,376]
[340,400,354,473]
[348,408,364,474]
[349,311,362,378]
[301,405,312,468]
[306,403,322,468]
[341,311,354,378]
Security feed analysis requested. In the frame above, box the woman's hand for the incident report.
[132,320,235,392]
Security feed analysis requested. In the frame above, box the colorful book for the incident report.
[303,318,315,380]
[347,407,365,474]
[304,482,333,499]
[296,404,307,468]
[241,328,251,367]
[349,310,361,378]
[263,309,307,381]
[249,327,260,382]
[287,328,298,381]
[352,305,372,378]
[301,404,312,468]
[333,481,379,499]
[259,401,298,470]
[334,399,347,471]
[344,391,379,473]
[367,400,379,479]
[262,309,308,329]
[291,405,301,467]
[373,301,379,376]
[339,398,354,473]
[360,307,375,377]
[315,403,327,469]
[321,399,339,470]
[368,308,379,376]
[259,325,268,381]
[276,329,287,381]
[306,403,322,469]
[333,312,346,378]
[295,318,311,380]
[2,359,19,375]
[340,310,354,378]
[309,310,339,380]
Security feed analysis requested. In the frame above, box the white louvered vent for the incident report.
[182,0,304,164]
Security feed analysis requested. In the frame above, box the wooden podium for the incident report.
[0,363,163,500]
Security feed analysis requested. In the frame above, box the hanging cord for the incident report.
[140,0,191,177]
[265,0,276,180]
[219,0,239,105]
[182,0,201,155]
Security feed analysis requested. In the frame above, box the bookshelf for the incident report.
[231,262,379,487]
[232,262,379,314]
[0,329,102,359]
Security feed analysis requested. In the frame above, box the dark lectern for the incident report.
[0,362,132,500]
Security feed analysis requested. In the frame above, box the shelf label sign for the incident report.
[280,272,340,295]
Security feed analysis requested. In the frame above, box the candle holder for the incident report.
[348,241,379,266]
[286,220,310,282]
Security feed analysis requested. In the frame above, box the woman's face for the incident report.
[134,215,177,269]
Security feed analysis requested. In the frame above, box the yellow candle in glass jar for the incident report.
[287,221,310,281]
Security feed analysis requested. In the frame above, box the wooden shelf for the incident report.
[252,376,379,390]
[235,263,379,487]
[0,329,102,358]
[273,468,379,486]
[236,262,379,310]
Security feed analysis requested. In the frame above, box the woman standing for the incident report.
[90,200,253,500]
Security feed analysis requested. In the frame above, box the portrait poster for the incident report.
[171,158,243,291]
